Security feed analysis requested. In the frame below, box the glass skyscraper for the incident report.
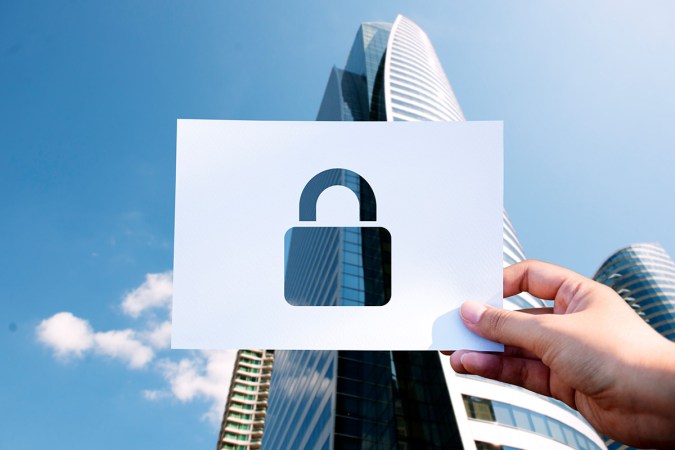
[594,242,675,341]
[230,14,606,450]
[265,16,468,450]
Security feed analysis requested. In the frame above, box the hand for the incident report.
[447,260,675,449]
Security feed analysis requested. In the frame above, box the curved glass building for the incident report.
[594,243,675,341]
[384,16,465,122]
[253,14,607,450]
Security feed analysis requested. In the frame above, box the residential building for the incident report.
[217,350,274,449]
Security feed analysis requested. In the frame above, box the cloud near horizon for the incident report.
[36,271,236,427]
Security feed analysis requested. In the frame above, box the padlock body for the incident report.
[284,226,391,306]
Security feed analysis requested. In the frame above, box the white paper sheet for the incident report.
[172,120,503,351]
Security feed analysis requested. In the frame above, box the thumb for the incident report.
[460,301,548,355]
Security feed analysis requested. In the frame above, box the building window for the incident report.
[463,395,602,450]
[463,395,495,421]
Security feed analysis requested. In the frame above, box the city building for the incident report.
[593,242,675,450]
[594,243,675,341]
[217,350,274,450]
[259,15,606,450]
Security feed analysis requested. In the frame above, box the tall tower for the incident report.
[593,242,675,450]
[384,16,465,122]
[594,243,675,341]
[217,350,274,449]
[260,15,606,449]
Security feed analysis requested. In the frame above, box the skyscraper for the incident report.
[225,14,606,450]
[263,17,468,448]
[594,243,675,341]
[217,350,274,449]
[593,242,675,450]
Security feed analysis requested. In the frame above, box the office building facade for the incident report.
[239,15,606,450]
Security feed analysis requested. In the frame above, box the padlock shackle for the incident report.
[299,168,377,221]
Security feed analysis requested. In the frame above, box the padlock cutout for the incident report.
[285,168,391,306]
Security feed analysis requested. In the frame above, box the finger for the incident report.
[449,350,472,373]
[443,308,552,357]
[446,346,538,359]
[459,301,552,356]
[451,351,552,398]
[504,260,587,303]
[442,309,552,356]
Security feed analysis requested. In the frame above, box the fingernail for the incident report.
[459,352,478,370]
[460,301,486,324]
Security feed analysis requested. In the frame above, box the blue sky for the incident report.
[2,1,675,448]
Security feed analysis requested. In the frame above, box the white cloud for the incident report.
[94,329,154,369]
[121,271,173,318]
[143,321,172,349]
[36,271,237,427]
[36,313,154,369]
[155,350,238,425]
[36,312,95,358]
